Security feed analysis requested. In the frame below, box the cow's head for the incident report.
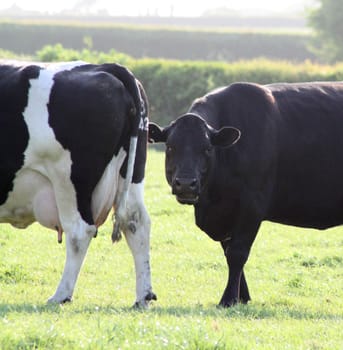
[149,114,241,204]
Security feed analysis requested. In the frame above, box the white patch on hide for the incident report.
[92,147,127,226]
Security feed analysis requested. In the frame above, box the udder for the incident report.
[33,187,63,242]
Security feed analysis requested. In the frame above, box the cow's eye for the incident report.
[166,146,172,153]
[199,156,209,173]
[205,147,212,156]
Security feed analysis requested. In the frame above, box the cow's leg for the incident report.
[219,240,251,307]
[239,270,251,304]
[116,179,156,307]
[219,204,261,307]
[219,241,251,305]
[45,161,97,303]
[48,219,96,303]
[220,240,251,304]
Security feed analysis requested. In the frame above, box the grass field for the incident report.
[1,149,342,349]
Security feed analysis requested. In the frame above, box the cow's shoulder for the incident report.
[204,83,278,147]
[226,82,276,110]
[0,63,42,206]
[0,64,41,107]
[193,82,277,126]
[0,61,41,77]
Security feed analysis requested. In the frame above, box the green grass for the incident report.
[1,149,342,349]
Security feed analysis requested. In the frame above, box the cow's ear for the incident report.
[210,126,241,147]
[148,122,168,143]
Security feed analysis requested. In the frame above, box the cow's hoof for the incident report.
[145,291,157,302]
[47,296,72,304]
[133,292,157,309]
[217,303,231,308]
[217,298,238,308]
[111,221,122,243]
[218,297,250,307]
[60,297,73,304]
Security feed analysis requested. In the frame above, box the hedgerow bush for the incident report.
[131,58,343,124]
[36,43,132,65]
[7,44,343,125]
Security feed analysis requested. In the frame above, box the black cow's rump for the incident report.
[149,81,343,307]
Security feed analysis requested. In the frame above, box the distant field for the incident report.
[1,149,342,349]
[0,15,308,31]
[0,20,315,62]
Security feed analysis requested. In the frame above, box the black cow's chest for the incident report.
[194,189,239,242]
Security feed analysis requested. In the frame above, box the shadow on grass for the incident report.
[150,304,343,321]
[0,302,62,316]
[0,301,342,321]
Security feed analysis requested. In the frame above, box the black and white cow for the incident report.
[0,61,156,306]
[149,81,343,307]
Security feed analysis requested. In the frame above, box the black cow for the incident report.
[0,61,156,306]
[149,81,343,307]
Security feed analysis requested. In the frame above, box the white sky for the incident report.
[0,0,316,16]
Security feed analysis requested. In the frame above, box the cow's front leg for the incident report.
[48,220,96,303]
[120,182,156,307]
[220,240,251,304]
[219,238,252,307]
[219,205,261,307]
[239,270,251,304]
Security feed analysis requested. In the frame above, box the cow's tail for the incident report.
[108,64,145,243]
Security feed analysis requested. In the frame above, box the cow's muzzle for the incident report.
[172,177,199,204]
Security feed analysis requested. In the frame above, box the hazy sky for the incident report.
[0,0,316,16]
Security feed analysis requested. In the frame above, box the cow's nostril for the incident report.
[174,178,182,191]
[190,179,197,190]
[174,177,198,192]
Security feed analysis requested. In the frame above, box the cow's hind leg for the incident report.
[48,220,96,303]
[117,180,156,307]
[45,161,97,304]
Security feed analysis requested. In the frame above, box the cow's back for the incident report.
[268,82,343,228]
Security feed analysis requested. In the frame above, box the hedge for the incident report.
[2,45,343,125]
[130,59,343,125]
